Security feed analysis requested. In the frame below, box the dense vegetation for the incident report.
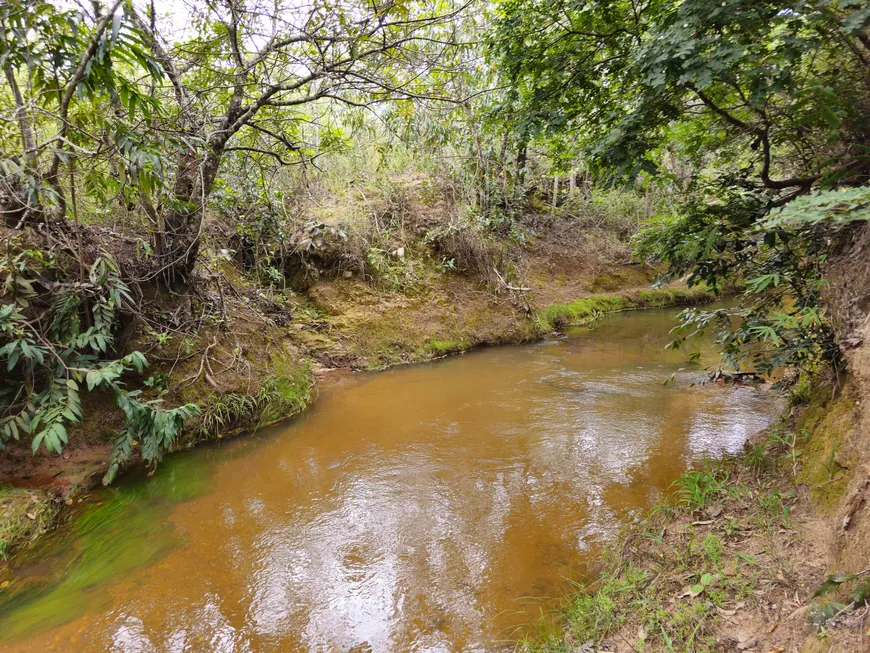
[1,0,870,483]
[3,1,870,650]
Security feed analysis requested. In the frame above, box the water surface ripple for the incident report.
[0,307,781,652]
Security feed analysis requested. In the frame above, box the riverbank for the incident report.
[517,226,870,653]
[0,217,713,560]
[517,372,869,653]
[0,302,782,650]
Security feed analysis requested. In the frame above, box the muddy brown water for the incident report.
[0,307,781,652]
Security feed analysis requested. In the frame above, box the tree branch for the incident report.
[48,0,124,193]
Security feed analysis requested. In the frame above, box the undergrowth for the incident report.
[196,362,314,440]
[520,369,870,653]
[0,487,55,560]
[518,413,817,653]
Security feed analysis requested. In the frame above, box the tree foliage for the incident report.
[492,0,870,193]
[2,0,471,278]
[3,0,870,482]
[493,0,870,373]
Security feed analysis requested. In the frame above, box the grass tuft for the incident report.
[195,360,314,440]
[0,487,56,560]
[425,337,470,357]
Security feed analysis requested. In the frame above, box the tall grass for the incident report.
[196,363,313,438]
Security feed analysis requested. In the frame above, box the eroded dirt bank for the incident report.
[4,225,869,653]
[0,305,779,651]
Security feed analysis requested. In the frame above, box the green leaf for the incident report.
[808,600,850,630]
[850,578,870,605]
[813,571,858,597]
[7,348,20,371]
[86,369,104,391]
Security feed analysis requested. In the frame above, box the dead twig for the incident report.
[491,266,531,292]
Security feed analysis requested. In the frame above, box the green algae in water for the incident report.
[0,445,223,640]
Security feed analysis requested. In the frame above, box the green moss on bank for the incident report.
[542,285,715,328]
[424,337,472,357]
[795,380,859,514]
[0,487,56,560]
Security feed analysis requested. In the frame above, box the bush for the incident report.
[0,241,198,484]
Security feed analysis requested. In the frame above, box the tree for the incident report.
[1,0,469,279]
[491,0,870,197]
[1,0,168,226]
[491,0,870,374]
[130,0,468,278]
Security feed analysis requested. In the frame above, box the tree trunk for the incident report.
[161,144,224,279]
[552,174,560,209]
[513,140,528,205]
[497,129,509,207]
[4,66,38,172]
[2,66,40,226]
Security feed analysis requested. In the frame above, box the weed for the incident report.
[723,482,750,501]
[436,257,456,273]
[425,217,499,280]
[143,372,170,397]
[766,427,796,450]
[197,363,313,438]
[672,465,727,510]
[723,518,741,537]
[563,566,647,642]
[746,443,767,473]
[0,487,55,559]
[700,533,724,566]
[808,435,842,481]
[148,330,173,346]
[759,488,784,520]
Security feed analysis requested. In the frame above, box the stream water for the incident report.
[0,306,781,652]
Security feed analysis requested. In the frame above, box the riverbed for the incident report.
[0,307,780,652]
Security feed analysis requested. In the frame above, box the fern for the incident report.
[0,245,199,483]
[48,291,82,343]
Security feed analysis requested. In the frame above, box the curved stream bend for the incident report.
[0,307,780,652]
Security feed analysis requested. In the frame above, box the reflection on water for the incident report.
[0,307,780,652]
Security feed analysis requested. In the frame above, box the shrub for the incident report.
[0,243,198,484]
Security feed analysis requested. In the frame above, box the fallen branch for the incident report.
[492,266,530,291]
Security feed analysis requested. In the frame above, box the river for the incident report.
[0,306,780,652]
